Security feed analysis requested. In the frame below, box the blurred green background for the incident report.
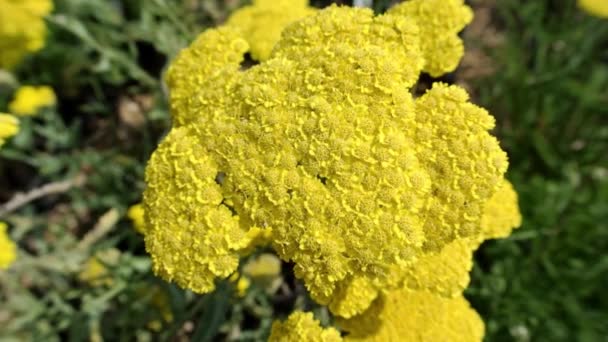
[0,0,606,341]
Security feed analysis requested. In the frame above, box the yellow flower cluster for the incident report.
[226,0,317,62]
[0,0,53,69]
[0,222,17,270]
[269,311,342,342]
[0,86,56,148]
[9,85,57,116]
[145,1,520,336]
[0,113,19,147]
[578,0,608,17]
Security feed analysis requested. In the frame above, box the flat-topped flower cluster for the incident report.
[142,0,522,340]
[0,0,53,69]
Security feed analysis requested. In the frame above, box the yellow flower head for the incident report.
[236,276,250,297]
[0,0,53,69]
[269,311,342,342]
[578,0,608,17]
[0,113,19,147]
[9,85,57,116]
[340,288,485,342]
[226,0,317,62]
[128,203,146,234]
[229,272,251,297]
[0,222,17,270]
[148,3,508,313]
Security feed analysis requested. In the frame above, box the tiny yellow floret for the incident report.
[128,203,146,234]
[236,277,250,297]
[0,222,17,270]
[9,85,57,116]
[229,272,251,297]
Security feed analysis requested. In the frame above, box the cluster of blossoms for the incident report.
[0,0,55,149]
[8,85,57,116]
[0,0,53,69]
[142,0,522,340]
[0,85,57,148]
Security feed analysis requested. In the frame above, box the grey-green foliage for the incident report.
[467,0,608,341]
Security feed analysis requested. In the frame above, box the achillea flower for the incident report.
[128,203,146,234]
[0,113,19,147]
[236,277,250,297]
[339,289,484,342]
[226,0,317,62]
[0,222,17,270]
[8,85,57,116]
[146,1,512,320]
[269,311,342,342]
[578,0,608,17]
[0,0,53,69]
